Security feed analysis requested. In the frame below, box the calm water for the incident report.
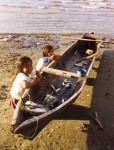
[0,0,114,36]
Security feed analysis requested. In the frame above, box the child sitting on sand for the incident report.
[10,56,46,110]
[36,45,61,72]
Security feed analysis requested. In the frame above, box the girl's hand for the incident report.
[50,54,61,61]
[35,79,41,84]
[40,76,46,82]
[36,70,46,82]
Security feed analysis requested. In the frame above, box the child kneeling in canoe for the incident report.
[36,45,61,72]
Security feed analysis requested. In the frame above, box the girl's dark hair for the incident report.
[43,45,53,57]
[13,56,32,82]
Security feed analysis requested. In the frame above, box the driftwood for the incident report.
[63,36,103,42]
[83,33,105,40]
[90,112,103,130]
[64,33,112,44]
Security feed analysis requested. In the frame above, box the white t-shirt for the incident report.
[36,57,51,72]
[10,69,36,99]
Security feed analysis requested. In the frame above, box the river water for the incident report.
[0,0,113,36]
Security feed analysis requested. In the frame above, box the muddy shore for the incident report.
[0,33,114,150]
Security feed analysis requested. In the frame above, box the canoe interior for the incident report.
[26,40,97,103]
[28,40,97,103]
[12,38,98,138]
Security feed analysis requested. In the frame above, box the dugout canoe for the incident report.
[11,33,102,139]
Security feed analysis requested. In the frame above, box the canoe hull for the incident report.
[11,34,100,139]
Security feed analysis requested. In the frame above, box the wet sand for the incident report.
[0,33,114,150]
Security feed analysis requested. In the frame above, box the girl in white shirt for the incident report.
[10,56,46,110]
[36,45,61,72]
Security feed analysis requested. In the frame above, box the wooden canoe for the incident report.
[11,33,101,139]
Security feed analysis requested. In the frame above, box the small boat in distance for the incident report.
[11,33,103,139]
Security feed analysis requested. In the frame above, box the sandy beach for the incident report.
[0,33,114,150]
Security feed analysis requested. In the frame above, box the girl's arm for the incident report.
[21,79,41,89]
[36,70,46,81]
[50,54,61,61]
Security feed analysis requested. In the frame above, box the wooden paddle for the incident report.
[75,51,100,63]
[42,67,86,80]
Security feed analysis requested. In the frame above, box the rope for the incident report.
[17,116,39,140]
[20,93,32,110]
[27,116,39,140]
[28,93,32,103]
